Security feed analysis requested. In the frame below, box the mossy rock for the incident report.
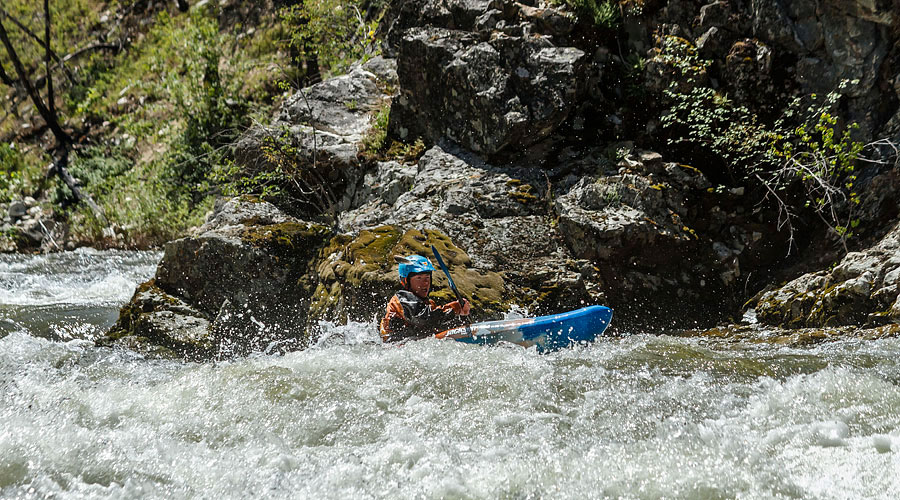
[239,221,331,264]
[310,226,507,325]
[100,279,214,360]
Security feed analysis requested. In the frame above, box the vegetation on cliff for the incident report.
[1,0,386,250]
[1,0,893,264]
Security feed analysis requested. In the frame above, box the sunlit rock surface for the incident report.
[103,0,900,357]
[387,0,585,157]
[757,220,900,328]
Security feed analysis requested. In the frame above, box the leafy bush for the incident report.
[659,61,867,249]
[281,0,384,79]
[553,0,621,28]
[0,143,47,202]
[761,82,866,246]
[660,86,776,183]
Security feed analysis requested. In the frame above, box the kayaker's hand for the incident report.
[446,299,471,316]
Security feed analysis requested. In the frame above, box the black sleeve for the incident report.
[387,294,463,341]
[412,306,460,335]
[384,314,430,342]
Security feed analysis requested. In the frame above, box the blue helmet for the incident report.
[398,255,435,279]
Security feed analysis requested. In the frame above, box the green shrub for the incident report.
[553,0,621,28]
[361,102,390,156]
[660,86,777,182]
[762,82,866,244]
[660,67,867,249]
[0,143,47,202]
[281,0,385,79]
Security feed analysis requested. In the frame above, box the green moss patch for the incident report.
[240,222,331,263]
[309,226,507,323]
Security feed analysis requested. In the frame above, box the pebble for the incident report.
[8,200,26,219]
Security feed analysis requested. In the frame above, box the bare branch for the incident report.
[0,6,74,84]
[50,147,109,227]
[0,17,70,145]
[44,0,57,126]
[61,42,122,63]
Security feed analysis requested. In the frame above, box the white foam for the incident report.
[2,310,900,498]
[0,251,159,307]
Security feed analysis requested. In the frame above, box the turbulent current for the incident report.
[1,251,898,499]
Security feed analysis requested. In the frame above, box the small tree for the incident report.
[0,1,108,227]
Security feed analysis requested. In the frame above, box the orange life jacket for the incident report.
[380,290,464,342]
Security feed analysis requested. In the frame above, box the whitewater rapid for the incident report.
[1,251,899,499]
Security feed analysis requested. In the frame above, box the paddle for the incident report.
[430,245,473,337]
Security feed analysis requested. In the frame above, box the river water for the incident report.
[1,250,898,499]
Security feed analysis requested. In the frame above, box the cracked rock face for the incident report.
[387,0,585,158]
[232,57,397,220]
[757,220,900,328]
[337,144,599,314]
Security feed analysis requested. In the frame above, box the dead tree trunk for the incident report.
[0,5,110,229]
[48,147,109,226]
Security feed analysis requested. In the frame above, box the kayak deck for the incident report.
[436,305,613,352]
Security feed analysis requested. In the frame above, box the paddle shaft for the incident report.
[431,245,472,335]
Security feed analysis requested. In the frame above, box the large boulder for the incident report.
[339,144,789,327]
[310,226,506,325]
[340,144,599,316]
[101,198,332,359]
[756,220,900,328]
[553,151,787,327]
[232,57,398,220]
[387,0,586,157]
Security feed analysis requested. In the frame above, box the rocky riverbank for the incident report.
[99,0,900,359]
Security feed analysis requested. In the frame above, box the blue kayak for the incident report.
[436,305,613,352]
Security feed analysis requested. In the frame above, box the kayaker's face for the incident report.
[407,273,431,299]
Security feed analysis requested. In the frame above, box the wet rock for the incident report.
[101,280,213,360]
[756,220,900,327]
[105,198,332,359]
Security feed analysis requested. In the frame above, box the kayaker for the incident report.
[380,254,470,342]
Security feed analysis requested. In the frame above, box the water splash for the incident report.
[0,250,159,341]
[1,326,898,499]
[1,252,899,498]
